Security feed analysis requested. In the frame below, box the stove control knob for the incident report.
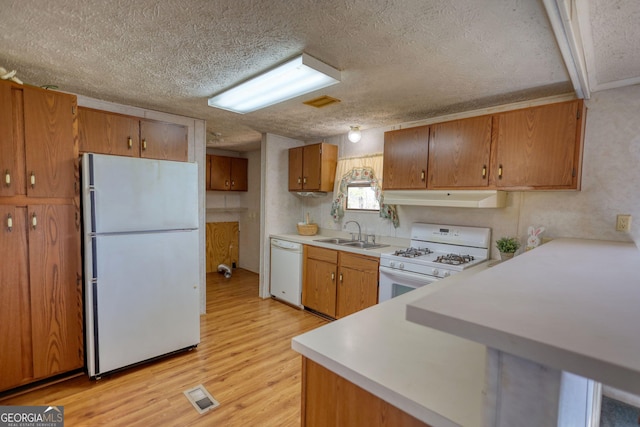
[432,268,440,277]
[399,263,405,270]
[389,261,395,268]
[442,271,450,278]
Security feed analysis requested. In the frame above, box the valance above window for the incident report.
[330,154,399,228]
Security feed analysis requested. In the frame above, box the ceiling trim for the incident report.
[542,0,591,99]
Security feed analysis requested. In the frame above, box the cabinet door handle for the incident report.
[331,272,335,281]
[142,139,147,150]
[498,165,503,179]
[127,137,133,149]
[231,180,235,187]
[6,213,12,232]
[303,177,307,184]
[31,213,37,230]
[4,170,10,187]
[225,180,230,187]
[339,273,343,282]
[30,172,36,188]
[421,170,425,181]
[297,177,301,184]
[482,165,487,179]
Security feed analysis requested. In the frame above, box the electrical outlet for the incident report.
[616,214,632,232]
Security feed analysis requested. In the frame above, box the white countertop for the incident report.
[407,238,640,396]
[270,232,407,257]
[292,265,490,427]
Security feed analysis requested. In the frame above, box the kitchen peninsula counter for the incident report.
[292,265,490,427]
[407,238,640,396]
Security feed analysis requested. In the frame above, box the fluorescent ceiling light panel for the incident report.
[208,53,341,114]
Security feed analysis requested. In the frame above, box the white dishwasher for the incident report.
[270,238,303,308]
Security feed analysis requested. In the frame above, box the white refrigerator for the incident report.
[82,153,200,378]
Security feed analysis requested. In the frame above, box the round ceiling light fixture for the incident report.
[348,126,361,143]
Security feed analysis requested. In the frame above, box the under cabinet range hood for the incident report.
[294,191,328,198]
[382,190,507,208]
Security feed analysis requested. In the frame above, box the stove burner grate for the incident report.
[393,247,433,258]
[434,253,475,265]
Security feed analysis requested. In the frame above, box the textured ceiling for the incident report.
[0,0,636,151]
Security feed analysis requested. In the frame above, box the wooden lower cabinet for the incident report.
[302,357,430,427]
[0,204,82,392]
[336,252,379,318]
[302,246,379,319]
[302,246,338,318]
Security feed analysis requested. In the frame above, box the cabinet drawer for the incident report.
[340,252,379,271]
[307,245,338,263]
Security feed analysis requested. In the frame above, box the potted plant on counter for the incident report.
[496,236,520,261]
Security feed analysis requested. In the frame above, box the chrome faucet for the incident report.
[344,220,362,242]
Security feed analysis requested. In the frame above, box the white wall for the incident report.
[259,133,304,297]
[295,86,640,259]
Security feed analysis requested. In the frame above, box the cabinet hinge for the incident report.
[72,105,76,115]
[572,168,576,177]
[319,147,322,154]
[576,109,581,120]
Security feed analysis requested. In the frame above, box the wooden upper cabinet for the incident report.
[492,100,585,190]
[382,126,429,190]
[78,107,139,157]
[288,146,304,190]
[208,155,248,191]
[230,157,248,191]
[140,119,188,162]
[78,108,189,162]
[0,82,15,197]
[0,206,32,391]
[336,252,379,319]
[23,86,77,199]
[209,155,231,190]
[428,115,492,189]
[28,204,82,379]
[288,142,338,192]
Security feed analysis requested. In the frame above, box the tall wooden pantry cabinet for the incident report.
[0,80,82,392]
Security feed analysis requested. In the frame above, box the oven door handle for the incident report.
[379,266,438,284]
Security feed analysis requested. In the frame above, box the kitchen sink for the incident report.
[314,238,355,245]
[314,237,389,250]
[340,241,389,250]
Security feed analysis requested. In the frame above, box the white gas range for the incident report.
[379,223,491,302]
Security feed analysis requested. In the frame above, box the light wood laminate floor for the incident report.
[1,269,328,426]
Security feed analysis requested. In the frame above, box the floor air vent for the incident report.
[184,384,220,414]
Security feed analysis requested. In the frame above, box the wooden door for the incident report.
[492,100,583,189]
[336,253,379,318]
[205,222,239,273]
[288,146,303,191]
[230,157,248,191]
[302,144,321,190]
[23,86,77,198]
[28,204,82,379]
[428,116,492,189]
[382,126,430,189]
[303,247,338,317]
[78,107,140,157]
[140,119,188,162]
[209,155,231,190]
[0,81,16,197]
[0,206,33,391]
